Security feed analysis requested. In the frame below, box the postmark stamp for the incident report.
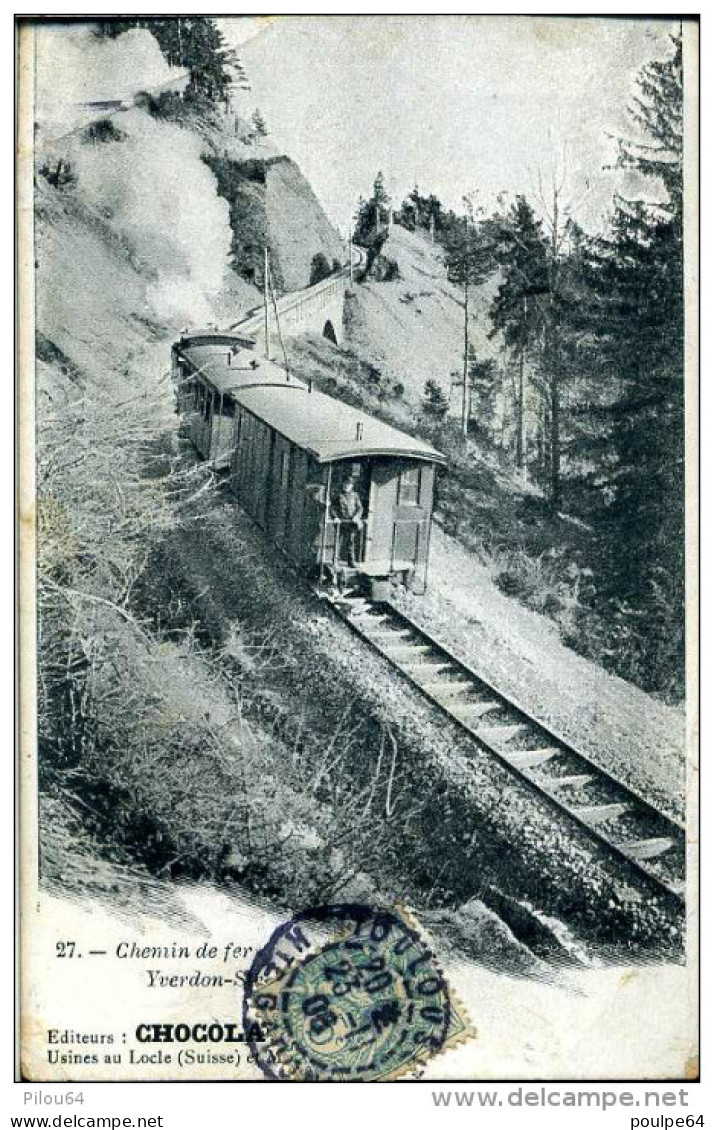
[243,903,472,1081]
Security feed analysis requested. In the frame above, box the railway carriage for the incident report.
[171,331,303,470]
[173,331,446,597]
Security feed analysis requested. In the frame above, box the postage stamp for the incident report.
[243,904,473,1081]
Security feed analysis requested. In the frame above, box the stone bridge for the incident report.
[229,264,351,351]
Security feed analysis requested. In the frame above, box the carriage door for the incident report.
[365,460,424,572]
[391,462,428,570]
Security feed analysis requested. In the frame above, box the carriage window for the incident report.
[398,465,422,505]
[203,389,213,421]
[222,397,236,418]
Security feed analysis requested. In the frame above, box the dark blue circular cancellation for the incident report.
[243,903,454,1082]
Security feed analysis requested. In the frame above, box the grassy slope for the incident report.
[346,223,500,411]
[265,157,345,291]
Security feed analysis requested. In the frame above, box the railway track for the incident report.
[327,593,686,910]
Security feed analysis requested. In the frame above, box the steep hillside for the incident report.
[35,29,342,336]
[266,156,345,289]
[34,146,682,963]
[206,150,345,294]
[346,223,499,410]
[32,27,393,927]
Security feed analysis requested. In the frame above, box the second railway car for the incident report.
[173,331,446,596]
[171,331,305,470]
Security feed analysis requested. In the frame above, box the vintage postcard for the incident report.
[17,15,698,1082]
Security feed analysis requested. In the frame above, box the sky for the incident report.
[221,15,679,233]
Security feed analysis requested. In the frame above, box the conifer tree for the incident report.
[467,349,499,435]
[99,17,237,106]
[489,197,549,473]
[576,32,685,694]
[353,173,392,277]
[372,171,390,210]
[421,379,450,419]
[251,108,269,137]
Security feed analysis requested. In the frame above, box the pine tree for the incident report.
[421,379,450,420]
[401,186,443,233]
[441,204,493,290]
[575,32,685,695]
[467,349,499,435]
[615,35,683,220]
[98,17,237,106]
[251,108,268,137]
[353,174,392,277]
[372,171,390,210]
[488,197,549,474]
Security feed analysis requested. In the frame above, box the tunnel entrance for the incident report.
[322,320,338,344]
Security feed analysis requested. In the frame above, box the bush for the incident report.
[486,547,568,613]
[81,118,127,144]
[38,158,76,188]
[421,378,449,419]
[381,257,401,281]
[309,252,333,285]
[147,91,192,122]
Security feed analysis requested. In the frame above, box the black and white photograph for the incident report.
[16,13,698,1084]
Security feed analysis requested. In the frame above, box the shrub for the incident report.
[81,118,127,144]
[421,378,449,419]
[381,257,401,281]
[486,547,566,613]
[38,158,76,188]
[147,90,191,121]
[309,252,333,285]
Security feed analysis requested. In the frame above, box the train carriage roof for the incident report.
[178,329,258,349]
[179,343,307,397]
[233,384,447,466]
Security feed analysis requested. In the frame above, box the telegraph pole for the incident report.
[516,294,528,475]
[461,275,469,438]
[350,201,360,286]
[461,214,470,439]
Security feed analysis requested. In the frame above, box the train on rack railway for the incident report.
[171,329,446,597]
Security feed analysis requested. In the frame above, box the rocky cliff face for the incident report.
[205,149,344,295]
[264,155,344,291]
